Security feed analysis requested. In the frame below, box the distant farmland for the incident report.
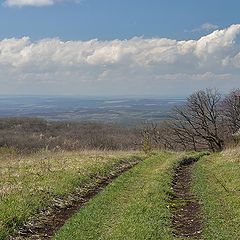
[0,96,185,126]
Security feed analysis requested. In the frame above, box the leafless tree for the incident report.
[170,89,224,152]
[0,118,141,152]
[140,121,183,151]
[221,89,240,134]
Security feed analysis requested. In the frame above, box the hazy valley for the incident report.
[0,96,185,125]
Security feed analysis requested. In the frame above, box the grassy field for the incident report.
[54,152,189,240]
[192,147,240,239]
[0,148,142,239]
[2,146,239,240]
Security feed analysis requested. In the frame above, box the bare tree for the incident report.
[167,118,199,151]
[0,118,141,152]
[140,121,187,151]
[170,89,224,152]
[221,89,240,134]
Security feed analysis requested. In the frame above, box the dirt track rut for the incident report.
[171,158,203,238]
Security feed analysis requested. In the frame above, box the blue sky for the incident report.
[0,0,240,96]
[1,0,239,41]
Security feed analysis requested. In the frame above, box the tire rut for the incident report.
[170,158,203,239]
[10,159,141,240]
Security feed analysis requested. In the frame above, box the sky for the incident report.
[0,0,240,97]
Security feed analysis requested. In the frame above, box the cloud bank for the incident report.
[0,24,240,94]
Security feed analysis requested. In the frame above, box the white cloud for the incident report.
[0,24,240,94]
[3,0,77,7]
[201,23,219,31]
[187,22,219,33]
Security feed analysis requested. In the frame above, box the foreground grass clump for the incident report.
[192,147,240,239]
[0,148,142,239]
[54,152,188,240]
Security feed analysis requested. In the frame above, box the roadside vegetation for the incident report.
[192,147,240,239]
[0,148,143,239]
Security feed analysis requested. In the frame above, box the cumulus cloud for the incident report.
[0,24,240,94]
[3,0,77,7]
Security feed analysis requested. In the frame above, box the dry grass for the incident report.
[0,148,142,239]
[221,146,240,163]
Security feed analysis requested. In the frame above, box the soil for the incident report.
[170,158,203,239]
[10,159,141,240]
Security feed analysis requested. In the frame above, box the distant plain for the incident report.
[0,96,185,126]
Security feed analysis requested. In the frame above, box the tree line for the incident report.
[142,88,240,152]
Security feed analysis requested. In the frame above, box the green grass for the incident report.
[54,151,191,240]
[0,149,142,239]
[1,147,218,240]
[192,147,240,239]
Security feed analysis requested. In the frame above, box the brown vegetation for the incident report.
[0,119,141,153]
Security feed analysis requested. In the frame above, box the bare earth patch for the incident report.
[170,158,203,238]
